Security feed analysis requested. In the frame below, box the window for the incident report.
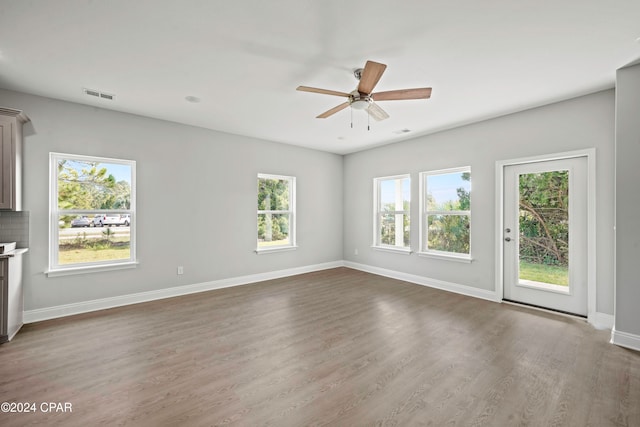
[48,153,136,275]
[419,167,471,261]
[257,174,296,252]
[373,175,410,252]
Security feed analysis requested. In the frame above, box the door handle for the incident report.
[504,237,511,242]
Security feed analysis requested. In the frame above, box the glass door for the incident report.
[503,157,587,316]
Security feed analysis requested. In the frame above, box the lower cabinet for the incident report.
[0,252,25,343]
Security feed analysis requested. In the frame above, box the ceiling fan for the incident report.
[296,60,432,122]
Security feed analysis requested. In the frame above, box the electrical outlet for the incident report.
[177,266,184,275]
[354,249,359,255]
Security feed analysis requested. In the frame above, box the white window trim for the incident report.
[417,251,473,263]
[373,174,411,251]
[46,261,139,277]
[256,173,296,253]
[419,166,472,261]
[255,246,298,254]
[372,245,412,255]
[47,152,137,276]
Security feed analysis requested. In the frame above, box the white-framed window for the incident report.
[373,174,411,253]
[48,153,137,276]
[419,167,471,261]
[257,173,296,253]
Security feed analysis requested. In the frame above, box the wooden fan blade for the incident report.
[357,60,387,95]
[367,102,389,122]
[297,86,351,97]
[317,102,350,119]
[373,87,432,101]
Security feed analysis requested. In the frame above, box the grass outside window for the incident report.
[519,261,568,286]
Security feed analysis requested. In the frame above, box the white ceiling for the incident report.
[1,1,639,154]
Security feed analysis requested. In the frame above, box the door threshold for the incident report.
[502,299,587,320]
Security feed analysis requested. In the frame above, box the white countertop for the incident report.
[0,248,28,258]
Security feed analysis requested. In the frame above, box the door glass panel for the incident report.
[518,171,569,288]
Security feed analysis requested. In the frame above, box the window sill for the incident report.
[372,246,412,255]
[46,261,139,277]
[417,251,472,263]
[255,245,298,255]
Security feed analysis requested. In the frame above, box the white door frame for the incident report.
[495,148,597,324]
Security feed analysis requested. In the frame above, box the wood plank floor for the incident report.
[0,267,638,426]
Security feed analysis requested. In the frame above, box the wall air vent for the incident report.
[83,88,115,101]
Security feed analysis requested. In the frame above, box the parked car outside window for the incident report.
[93,214,130,227]
[120,214,130,226]
[71,216,91,228]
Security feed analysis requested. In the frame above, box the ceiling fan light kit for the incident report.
[350,95,371,110]
[296,60,432,129]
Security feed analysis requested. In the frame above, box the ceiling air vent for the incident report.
[393,128,412,134]
[83,88,115,101]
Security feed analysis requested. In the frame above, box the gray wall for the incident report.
[615,63,640,336]
[0,89,343,311]
[343,90,615,315]
[0,87,619,321]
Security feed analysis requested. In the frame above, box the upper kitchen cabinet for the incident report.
[0,108,29,210]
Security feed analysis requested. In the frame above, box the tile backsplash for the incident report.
[0,211,29,248]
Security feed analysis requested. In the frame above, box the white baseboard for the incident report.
[590,312,614,330]
[344,261,500,302]
[24,261,345,323]
[610,328,640,352]
[23,259,619,338]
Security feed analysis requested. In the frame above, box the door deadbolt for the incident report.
[505,228,511,233]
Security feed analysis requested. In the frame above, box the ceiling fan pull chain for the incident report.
[368,107,371,131]
[351,106,353,128]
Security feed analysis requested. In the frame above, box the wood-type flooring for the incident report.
[0,267,638,426]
